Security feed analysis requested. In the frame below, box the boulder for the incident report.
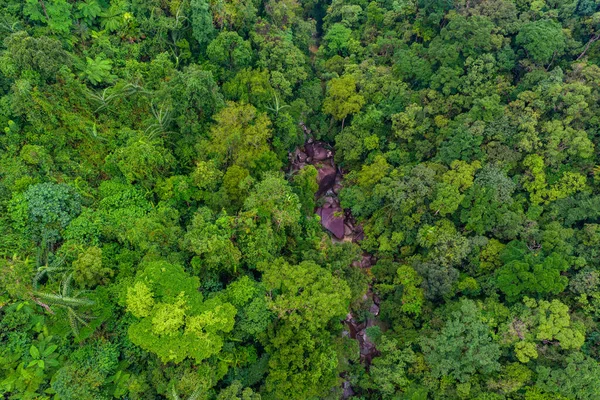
[342,381,354,399]
[353,225,365,242]
[353,254,372,268]
[305,141,332,161]
[316,164,337,195]
[319,206,345,239]
[289,149,308,172]
[360,254,373,269]
[344,223,354,237]
[295,149,308,163]
[322,196,339,209]
[314,147,332,161]
[369,303,380,316]
[373,293,381,305]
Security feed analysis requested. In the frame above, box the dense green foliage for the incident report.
[2,0,600,399]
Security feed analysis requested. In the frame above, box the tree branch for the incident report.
[577,33,600,60]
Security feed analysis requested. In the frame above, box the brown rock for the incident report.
[305,141,332,161]
[319,206,345,239]
[342,381,354,399]
[373,293,381,305]
[304,138,314,155]
[292,162,306,172]
[295,149,307,163]
[369,303,380,316]
[316,164,337,195]
[290,149,309,172]
[360,255,373,269]
[353,225,365,242]
[314,147,331,161]
[344,223,353,237]
[322,196,339,208]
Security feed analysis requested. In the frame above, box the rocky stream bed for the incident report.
[289,137,381,397]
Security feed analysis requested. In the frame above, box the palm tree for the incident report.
[146,102,174,138]
[266,92,290,116]
[170,385,203,400]
[32,273,95,337]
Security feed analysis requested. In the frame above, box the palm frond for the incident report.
[188,387,203,400]
[145,102,174,138]
[170,386,181,400]
[68,309,80,337]
[33,291,95,308]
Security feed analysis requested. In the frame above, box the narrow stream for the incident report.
[289,136,381,398]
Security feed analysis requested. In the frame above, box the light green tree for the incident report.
[181,207,241,274]
[259,258,351,399]
[125,261,237,364]
[323,75,365,128]
[204,102,279,173]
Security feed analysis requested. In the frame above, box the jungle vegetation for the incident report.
[2,0,600,399]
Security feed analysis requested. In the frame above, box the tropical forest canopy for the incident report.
[1,0,600,399]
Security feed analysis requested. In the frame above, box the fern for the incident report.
[79,56,116,85]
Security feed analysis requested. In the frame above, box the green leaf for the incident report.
[80,56,115,85]
[23,0,46,22]
[46,359,60,367]
[29,345,40,359]
[43,344,58,357]
[77,0,102,20]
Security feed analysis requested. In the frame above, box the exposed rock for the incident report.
[317,164,337,195]
[344,312,380,366]
[353,254,372,269]
[342,381,354,399]
[344,223,354,237]
[359,333,376,354]
[344,313,359,338]
[289,149,308,172]
[305,141,333,161]
[299,122,312,137]
[373,293,380,305]
[322,195,339,209]
[369,303,380,316]
[296,150,308,163]
[352,255,372,269]
[366,318,377,328]
[353,225,365,242]
[304,141,315,158]
[294,138,382,382]
[315,147,332,161]
[319,206,345,239]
